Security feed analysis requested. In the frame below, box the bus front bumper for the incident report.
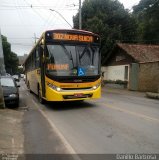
[45,86,101,101]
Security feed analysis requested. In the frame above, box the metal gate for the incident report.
[129,63,139,91]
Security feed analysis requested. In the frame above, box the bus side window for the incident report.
[35,47,40,68]
[39,45,44,63]
[28,56,32,71]
[32,50,35,69]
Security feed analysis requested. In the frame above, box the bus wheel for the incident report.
[38,87,44,104]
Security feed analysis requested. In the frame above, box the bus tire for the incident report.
[38,86,45,104]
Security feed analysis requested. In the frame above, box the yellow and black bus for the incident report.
[24,29,101,103]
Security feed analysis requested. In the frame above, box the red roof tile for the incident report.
[117,43,159,63]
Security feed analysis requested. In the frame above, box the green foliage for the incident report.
[2,35,19,74]
[133,0,159,43]
[18,67,24,74]
[73,0,137,64]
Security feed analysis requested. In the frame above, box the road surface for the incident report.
[19,80,159,154]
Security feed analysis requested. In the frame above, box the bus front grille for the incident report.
[61,87,92,90]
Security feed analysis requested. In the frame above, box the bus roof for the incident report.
[44,29,99,36]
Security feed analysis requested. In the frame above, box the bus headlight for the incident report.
[47,82,61,92]
[56,87,61,92]
[92,83,100,90]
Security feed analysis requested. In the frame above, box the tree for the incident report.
[2,35,19,74]
[73,0,137,64]
[133,0,159,43]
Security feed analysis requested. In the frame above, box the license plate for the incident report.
[74,93,84,97]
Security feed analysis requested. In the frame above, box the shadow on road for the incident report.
[44,100,97,111]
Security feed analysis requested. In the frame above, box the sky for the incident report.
[0,0,140,56]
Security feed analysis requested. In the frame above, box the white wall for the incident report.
[101,65,129,81]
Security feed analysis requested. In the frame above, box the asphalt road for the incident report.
[19,80,159,154]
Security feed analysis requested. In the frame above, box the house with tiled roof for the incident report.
[102,43,159,92]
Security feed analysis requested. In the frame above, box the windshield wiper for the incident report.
[60,44,75,67]
[79,44,91,60]
[79,44,94,66]
[60,44,72,60]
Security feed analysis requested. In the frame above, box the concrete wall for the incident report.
[102,65,129,81]
[138,61,159,92]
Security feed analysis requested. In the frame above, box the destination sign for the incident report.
[53,33,93,42]
[47,64,69,70]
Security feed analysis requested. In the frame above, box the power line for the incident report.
[11,43,33,46]
[50,9,72,28]
[0,5,78,10]
[0,5,59,8]
[23,0,47,22]
[7,37,33,39]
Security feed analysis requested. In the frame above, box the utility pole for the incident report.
[34,33,37,44]
[0,29,5,108]
[79,0,82,29]
[0,29,6,75]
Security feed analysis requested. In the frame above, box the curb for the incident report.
[146,92,159,100]
[0,99,5,109]
[0,104,5,109]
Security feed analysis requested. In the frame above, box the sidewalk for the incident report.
[0,109,24,154]
[146,92,159,100]
[102,85,146,98]
[102,85,159,100]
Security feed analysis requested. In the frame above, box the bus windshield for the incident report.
[46,44,100,77]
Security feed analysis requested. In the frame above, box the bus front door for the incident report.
[39,46,46,98]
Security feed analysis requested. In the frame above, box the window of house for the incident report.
[124,66,128,80]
